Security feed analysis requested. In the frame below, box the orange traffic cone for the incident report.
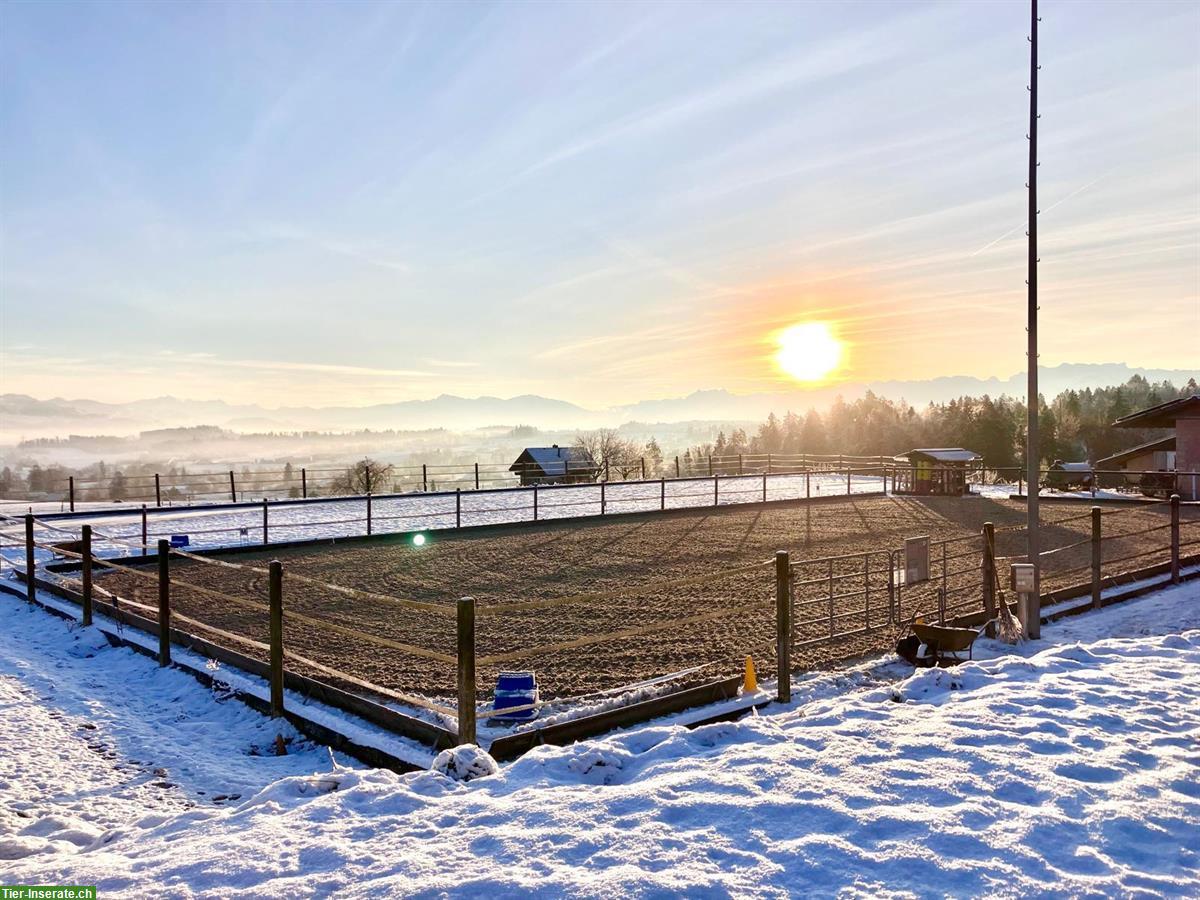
[743,655,757,692]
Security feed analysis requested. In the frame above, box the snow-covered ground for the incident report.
[1,472,883,558]
[2,572,1198,896]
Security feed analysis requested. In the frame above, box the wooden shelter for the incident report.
[1111,394,1199,499]
[892,448,980,496]
[509,446,599,485]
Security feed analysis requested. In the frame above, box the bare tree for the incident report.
[333,458,394,494]
[574,429,641,481]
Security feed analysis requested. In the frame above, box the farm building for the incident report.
[1111,394,1200,500]
[891,448,980,496]
[1095,436,1176,492]
[510,445,599,485]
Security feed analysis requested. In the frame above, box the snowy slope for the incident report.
[2,581,1198,897]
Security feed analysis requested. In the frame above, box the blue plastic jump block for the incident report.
[169,535,190,548]
[492,671,539,722]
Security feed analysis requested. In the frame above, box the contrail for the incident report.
[970,173,1107,257]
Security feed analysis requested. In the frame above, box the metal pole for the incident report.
[533,484,538,521]
[157,539,171,666]
[600,481,606,515]
[81,524,93,627]
[675,456,681,478]
[661,477,666,511]
[457,597,477,745]
[422,464,428,492]
[302,467,307,498]
[640,457,646,480]
[1091,506,1102,609]
[828,558,834,638]
[762,473,767,503]
[229,470,237,503]
[69,476,75,512]
[1025,0,1042,639]
[775,551,791,703]
[262,498,269,545]
[269,560,284,716]
[456,488,462,529]
[713,475,719,507]
[366,492,373,535]
[24,514,34,604]
[155,473,162,508]
[474,462,480,490]
[1170,494,1180,584]
[141,504,148,555]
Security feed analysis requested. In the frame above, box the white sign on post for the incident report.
[1010,563,1036,594]
[905,536,930,584]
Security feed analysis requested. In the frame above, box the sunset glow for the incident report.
[775,322,843,382]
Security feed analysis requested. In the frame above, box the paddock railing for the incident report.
[1,495,1194,758]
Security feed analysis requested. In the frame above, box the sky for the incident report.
[1,0,1197,409]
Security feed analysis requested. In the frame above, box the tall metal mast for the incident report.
[1026,0,1041,638]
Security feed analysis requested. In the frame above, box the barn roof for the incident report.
[895,448,982,464]
[1095,436,1176,469]
[1049,461,1092,472]
[509,446,598,474]
[1113,394,1200,429]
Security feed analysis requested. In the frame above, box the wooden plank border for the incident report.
[487,675,743,762]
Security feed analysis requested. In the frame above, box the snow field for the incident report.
[1,576,1197,897]
[3,472,885,557]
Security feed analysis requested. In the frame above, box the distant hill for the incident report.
[1,363,1194,442]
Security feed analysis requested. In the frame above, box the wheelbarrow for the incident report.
[896,620,989,667]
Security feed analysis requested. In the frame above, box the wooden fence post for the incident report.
[604,459,610,483]
[456,488,462,529]
[269,560,284,717]
[301,467,307,498]
[675,456,681,478]
[81,524,93,627]
[24,514,34,604]
[229,470,237,503]
[1170,494,1180,584]
[155,473,162,508]
[474,463,480,490]
[981,522,996,636]
[457,597,477,745]
[738,454,743,476]
[708,455,713,477]
[422,464,428,492]
[713,475,719,507]
[775,551,791,703]
[69,476,75,512]
[640,457,646,480]
[661,477,666,510]
[601,481,606,515]
[533,484,538,521]
[141,504,148,555]
[366,492,373,535]
[767,453,772,475]
[157,539,170,666]
[1091,506,1102,609]
[762,473,767,503]
[846,468,851,496]
[806,470,811,500]
[262,498,269,545]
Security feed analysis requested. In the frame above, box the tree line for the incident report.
[676,375,1196,471]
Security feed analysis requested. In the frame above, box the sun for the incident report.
[774,322,842,382]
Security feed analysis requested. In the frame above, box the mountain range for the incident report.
[2,363,1195,442]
